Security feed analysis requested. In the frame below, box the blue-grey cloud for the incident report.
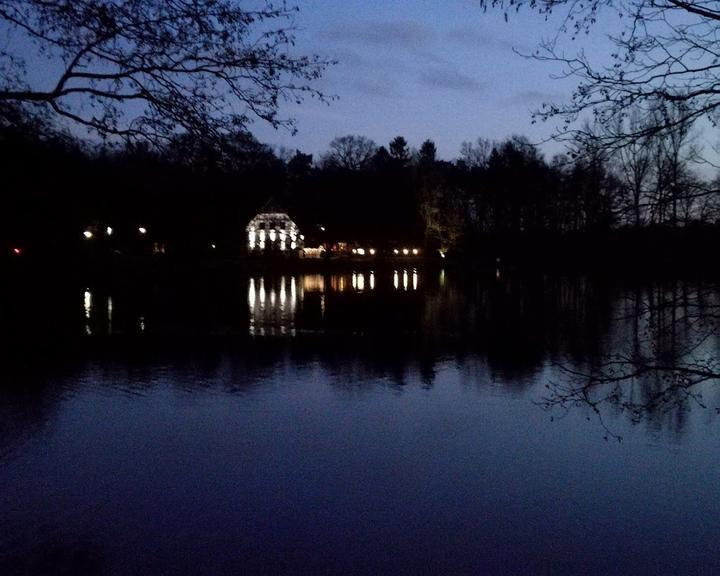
[351,77,399,98]
[320,20,433,49]
[419,68,481,92]
[446,26,526,52]
[511,90,562,105]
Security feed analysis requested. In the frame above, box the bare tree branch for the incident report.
[0,0,334,146]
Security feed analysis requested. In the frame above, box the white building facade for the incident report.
[246,212,303,254]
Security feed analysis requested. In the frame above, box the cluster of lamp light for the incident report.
[393,248,420,256]
[350,247,376,256]
[350,247,420,256]
[83,226,146,239]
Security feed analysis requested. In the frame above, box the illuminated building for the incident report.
[246,211,303,254]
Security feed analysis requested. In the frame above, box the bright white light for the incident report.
[319,226,325,232]
[356,248,365,256]
[393,270,399,289]
[412,269,418,290]
[352,272,357,290]
[370,272,375,290]
[259,241,265,250]
[412,248,419,255]
[402,248,409,255]
[83,290,92,319]
[211,243,216,249]
[269,229,277,242]
[357,274,365,291]
[248,278,256,308]
[393,249,399,255]
[351,248,357,254]
[290,241,297,250]
[106,226,113,236]
[439,250,446,259]
[138,227,147,235]
[300,235,305,240]
[369,248,376,255]
[83,230,93,239]
[403,270,409,290]
[280,241,286,251]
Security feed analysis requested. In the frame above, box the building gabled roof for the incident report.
[258,197,286,214]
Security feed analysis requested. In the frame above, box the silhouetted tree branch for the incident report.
[0,0,331,145]
[321,135,378,170]
[480,0,720,151]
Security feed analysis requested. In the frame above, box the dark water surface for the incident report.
[1,267,719,574]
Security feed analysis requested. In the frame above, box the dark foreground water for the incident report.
[1,267,719,575]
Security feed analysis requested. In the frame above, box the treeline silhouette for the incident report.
[3,119,720,269]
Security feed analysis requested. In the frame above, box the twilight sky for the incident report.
[251,0,594,161]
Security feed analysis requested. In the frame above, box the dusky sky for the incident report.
[250,0,609,161]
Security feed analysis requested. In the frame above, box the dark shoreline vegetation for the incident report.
[3,118,720,275]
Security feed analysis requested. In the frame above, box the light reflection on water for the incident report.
[83,289,92,335]
[246,270,421,336]
[247,274,301,336]
[2,272,720,574]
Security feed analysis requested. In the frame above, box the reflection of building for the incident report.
[248,276,301,336]
[393,269,418,291]
[247,270,421,336]
[246,211,303,254]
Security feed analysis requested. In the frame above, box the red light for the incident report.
[12,247,22,255]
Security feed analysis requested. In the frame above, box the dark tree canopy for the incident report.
[323,135,378,170]
[389,136,410,165]
[418,139,437,165]
[0,0,331,145]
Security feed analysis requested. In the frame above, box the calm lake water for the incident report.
[1,267,719,574]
